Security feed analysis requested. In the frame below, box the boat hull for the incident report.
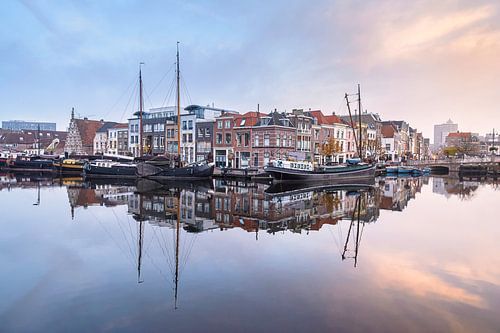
[54,162,84,175]
[7,158,55,172]
[264,164,376,182]
[84,164,137,178]
[136,162,214,179]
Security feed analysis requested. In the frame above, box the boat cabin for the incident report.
[270,159,314,172]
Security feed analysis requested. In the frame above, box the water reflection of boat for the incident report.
[135,178,213,194]
[265,178,375,196]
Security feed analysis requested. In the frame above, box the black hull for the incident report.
[8,160,55,172]
[84,165,137,178]
[136,163,214,180]
[264,164,376,182]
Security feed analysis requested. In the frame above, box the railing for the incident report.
[407,156,500,165]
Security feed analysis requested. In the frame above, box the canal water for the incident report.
[0,175,499,332]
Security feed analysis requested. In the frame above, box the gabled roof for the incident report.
[112,123,128,129]
[0,129,67,145]
[339,113,382,126]
[96,122,118,133]
[74,119,104,146]
[256,111,293,127]
[234,111,266,127]
[447,132,471,139]
[308,110,344,125]
[381,123,398,138]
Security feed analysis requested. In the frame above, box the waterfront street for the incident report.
[0,176,499,332]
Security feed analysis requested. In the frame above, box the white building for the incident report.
[107,124,128,155]
[381,123,402,161]
[180,113,196,164]
[93,122,117,155]
[128,118,140,157]
[434,119,458,148]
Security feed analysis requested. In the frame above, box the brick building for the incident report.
[252,110,296,167]
[213,111,239,167]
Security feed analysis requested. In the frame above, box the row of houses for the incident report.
[62,104,431,166]
[0,128,67,155]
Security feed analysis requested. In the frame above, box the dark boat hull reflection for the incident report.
[265,178,375,196]
[135,178,213,193]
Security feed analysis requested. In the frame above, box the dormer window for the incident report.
[240,118,246,126]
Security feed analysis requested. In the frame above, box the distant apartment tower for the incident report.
[434,119,458,147]
[2,120,56,131]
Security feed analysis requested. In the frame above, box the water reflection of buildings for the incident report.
[125,179,382,238]
[61,177,437,235]
[378,177,425,211]
[432,177,482,200]
[57,176,479,293]
[67,182,135,218]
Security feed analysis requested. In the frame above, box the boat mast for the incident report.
[357,84,363,159]
[139,62,145,157]
[176,42,181,162]
[345,93,359,158]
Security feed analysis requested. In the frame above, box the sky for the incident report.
[1,0,500,141]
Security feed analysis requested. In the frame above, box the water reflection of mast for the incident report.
[342,192,363,267]
[174,188,180,309]
[137,194,145,283]
[33,181,41,206]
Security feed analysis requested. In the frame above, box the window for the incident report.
[254,135,259,146]
[225,133,231,145]
[182,121,187,130]
[240,118,246,126]
[216,133,223,144]
[264,134,270,146]
[188,120,193,130]
[276,134,280,147]
[225,120,231,129]
[244,133,250,147]
[160,137,164,148]
[386,143,391,151]
[188,134,193,142]
[205,128,210,137]
[198,128,204,137]
[217,121,222,129]
[183,134,187,143]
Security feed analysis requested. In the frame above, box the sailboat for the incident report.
[136,43,214,180]
[264,84,375,182]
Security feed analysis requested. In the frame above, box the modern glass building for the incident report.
[2,120,56,131]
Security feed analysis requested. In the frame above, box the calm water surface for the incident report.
[0,175,499,332]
